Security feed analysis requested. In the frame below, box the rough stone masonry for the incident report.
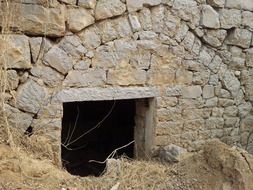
[1,0,253,162]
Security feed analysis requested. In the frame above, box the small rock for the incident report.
[159,144,187,163]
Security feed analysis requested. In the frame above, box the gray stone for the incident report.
[58,35,87,59]
[16,80,47,114]
[78,0,97,9]
[219,9,241,29]
[201,5,220,29]
[203,85,215,99]
[205,117,224,129]
[97,20,118,43]
[182,86,202,99]
[225,0,253,11]
[113,16,133,38]
[244,69,253,101]
[138,31,158,40]
[212,107,224,117]
[78,26,101,49]
[222,71,240,97]
[128,14,141,32]
[43,46,73,75]
[199,47,215,66]
[67,8,95,32]
[238,102,252,118]
[53,87,158,102]
[209,74,219,85]
[226,28,252,49]
[138,8,152,31]
[175,22,189,42]
[1,35,31,69]
[159,144,187,163]
[240,116,253,132]
[224,106,238,117]
[151,5,165,33]
[203,29,227,47]
[224,116,240,128]
[30,66,64,87]
[95,0,126,20]
[246,48,253,68]
[208,55,222,73]
[166,86,182,97]
[73,59,91,70]
[218,98,234,107]
[172,0,200,28]
[242,11,253,29]
[207,0,225,7]
[181,31,195,51]
[63,69,106,87]
[205,97,218,107]
[163,11,181,38]
[5,104,33,132]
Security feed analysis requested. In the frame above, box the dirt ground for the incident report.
[0,140,253,190]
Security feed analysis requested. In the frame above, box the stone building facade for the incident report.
[1,0,253,163]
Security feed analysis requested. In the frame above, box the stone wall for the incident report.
[1,0,253,160]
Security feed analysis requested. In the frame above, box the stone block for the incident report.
[0,35,31,69]
[182,86,202,99]
[219,9,241,29]
[226,28,252,49]
[95,0,126,20]
[201,5,220,28]
[16,80,47,114]
[43,46,73,75]
[203,29,227,47]
[19,4,65,36]
[242,11,253,29]
[222,71,240,97]
[203,85,215,99]
[30,66,64,87]
[67,8,95,32]
[63,69,106,87]
[166,86,182,97]
[225,0,253,11]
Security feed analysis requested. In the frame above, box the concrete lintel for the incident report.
[53,87,159,102]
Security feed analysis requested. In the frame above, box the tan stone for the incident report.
[16,4,65,37]
[95,0,126,20]
[107,69,146,86]
[67,7,95,32]
[0,35,31,69]
[182,86,202,99]
[148,68,175,85]
[63,69,106,87]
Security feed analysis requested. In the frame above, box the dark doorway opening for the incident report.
[61,100,135,177]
